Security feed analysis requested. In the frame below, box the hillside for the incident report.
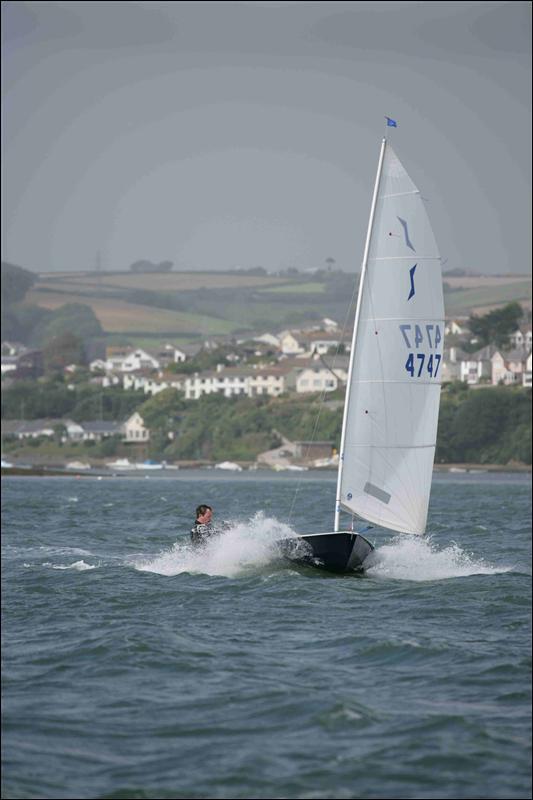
[9,266,532,346]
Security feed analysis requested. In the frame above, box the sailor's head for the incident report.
[196,504,213,524]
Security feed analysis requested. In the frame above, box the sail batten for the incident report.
[337,141,444,536]
[381,190,421,198]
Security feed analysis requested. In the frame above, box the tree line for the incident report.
[4,379,529,465]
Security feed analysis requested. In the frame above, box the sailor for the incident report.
[190,504,216,546]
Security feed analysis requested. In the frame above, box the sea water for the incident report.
[1,471,531,799]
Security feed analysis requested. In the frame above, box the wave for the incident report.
[133,512,297,578]
[22,559,97,572]
[365,535,512,582]
[132,516,511,582]
[11,546,94,558]
[54,560,95,571]
[35,560,97,571]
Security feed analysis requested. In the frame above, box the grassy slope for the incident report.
[444,280,532,315]
[24,271,532,338]
[36,271,291,291]
[24,290,236,335]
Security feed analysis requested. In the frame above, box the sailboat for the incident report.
[282,137,445,573]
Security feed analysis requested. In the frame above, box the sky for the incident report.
[1,1,531,275]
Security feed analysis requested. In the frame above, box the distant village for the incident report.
[1,312,532,466]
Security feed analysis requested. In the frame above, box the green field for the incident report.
[24,269,532,340]
[258,282,326,294]
[444,280,532,315]
[37,271,290,292]
[25,290,236,335]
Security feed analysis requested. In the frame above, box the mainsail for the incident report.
[336,140,445,535]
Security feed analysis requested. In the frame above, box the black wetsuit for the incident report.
[190,521,216,546]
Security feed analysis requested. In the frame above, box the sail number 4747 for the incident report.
[399,324,442,379]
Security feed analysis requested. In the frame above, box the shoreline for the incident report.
[1,462,531,478]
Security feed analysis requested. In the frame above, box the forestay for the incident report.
[338,142,445,535]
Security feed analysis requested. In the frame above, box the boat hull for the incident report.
[280,531,374,574]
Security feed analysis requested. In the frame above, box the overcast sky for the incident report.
[1,1,531,274]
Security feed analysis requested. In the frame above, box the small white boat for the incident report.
[65,461,91,471]
[106,458,136,470]
[215,461,243,471]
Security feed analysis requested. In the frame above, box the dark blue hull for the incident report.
[280,531,374,574]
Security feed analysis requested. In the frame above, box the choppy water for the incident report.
[1,471,531,799]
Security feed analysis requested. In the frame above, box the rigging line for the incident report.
[317,351,345,381]
[287,273,360,529]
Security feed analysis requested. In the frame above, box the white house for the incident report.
[100,347,161,373]
[182,366,288,400]
[253,333,280,348]
[13,419,83,439]
[295,367,338,393]
[445,320,469,336]
[322,318,339,332]
[102,372,122,388]
[19,420,58,439]
[184,368,251,400]
[523,352,532,387]
[89,358,107,372]
[459,345,495,384]
[121,412,150,442]
[80,421,121,441]
[123,369,183,395]
[278,331,305,355]
[1,356,18,374]
[104,347,130,371]
[174,343,202,363]
[63,420,85,441]
[122,371,151,392]
[1,341,26,356]
[121,349,160,372]
[509,326,533,352]
[248,368,287,397]
[491,349,527,385]
[300,331,351,357]
[142,374,185,397]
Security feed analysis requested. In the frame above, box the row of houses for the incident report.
[3,318,532,392]
[442,346,532,386]
[1,413,149,443]
[99,353,351,399]
[444,320,533,352]
[87,326,350,375]
[1,347,43,379]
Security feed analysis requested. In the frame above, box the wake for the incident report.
[364,535,512,582]
[132,514,510,581]
[133,512,298,578]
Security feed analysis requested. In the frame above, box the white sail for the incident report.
[337,141,444,535]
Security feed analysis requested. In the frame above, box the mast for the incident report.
[334,137,387,532]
